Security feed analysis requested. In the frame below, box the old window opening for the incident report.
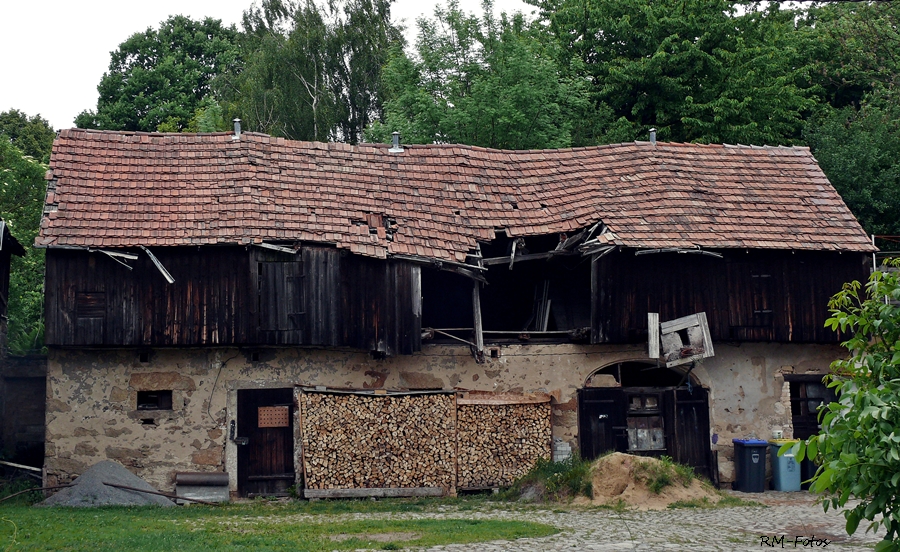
[137,390,173,411]
[420,268,475,344]
[786,375,837,439]
[257,259,305,332]
[626,393,665,451]
[75,292,106,319]
[728,260,777,339]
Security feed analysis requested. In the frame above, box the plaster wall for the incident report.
[44,341,842,491]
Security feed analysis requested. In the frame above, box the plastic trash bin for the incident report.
[769,439,801,491]
[732,439,768,492]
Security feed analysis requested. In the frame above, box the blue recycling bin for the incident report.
[769,439,801,491]
[732,439,768,492]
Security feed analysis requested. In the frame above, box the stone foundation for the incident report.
[44,342,842,491]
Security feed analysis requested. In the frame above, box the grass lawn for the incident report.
[0,498,558,551]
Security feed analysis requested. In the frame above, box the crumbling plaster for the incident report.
[45,341,843,491]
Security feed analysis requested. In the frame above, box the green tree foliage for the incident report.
[74,15,241,132]
[534,0,816,145]
[799,2,900,239]
[367,0,592,149]
[0,138,46,354]
[0,110,55,162]
[800,2,900,110]
[790,265,900,551]
[804,93,900,237]
[221,0,403,143]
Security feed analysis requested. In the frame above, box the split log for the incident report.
[457,402,552,488]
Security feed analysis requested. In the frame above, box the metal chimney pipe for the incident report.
[233,119,242,140]
[389,131,404,153]
[649,128,657,145]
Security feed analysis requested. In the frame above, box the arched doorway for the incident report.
[578,360,714,481]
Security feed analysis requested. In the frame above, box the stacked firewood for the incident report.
[457,402,552,488]
[300,392,456,490]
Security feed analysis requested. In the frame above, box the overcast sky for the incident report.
[1,0,532,131]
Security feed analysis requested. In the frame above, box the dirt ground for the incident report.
[589,452,722,510]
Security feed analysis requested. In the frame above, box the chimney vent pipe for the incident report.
[389,131,404,153]
[233,119,242,140]
[649,128,657,145]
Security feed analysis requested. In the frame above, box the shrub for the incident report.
[504,456,593,502]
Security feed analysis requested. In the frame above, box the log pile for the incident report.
[457,401,551,488]
[300,392,456,490]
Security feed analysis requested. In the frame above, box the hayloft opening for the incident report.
[479,235,591,335]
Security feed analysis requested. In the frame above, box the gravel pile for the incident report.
[39,460,175,507]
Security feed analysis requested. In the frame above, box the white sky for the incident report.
[0,0,532,131]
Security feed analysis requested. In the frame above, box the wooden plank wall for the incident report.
[592,249,870,344]
[46,246,421,354]
[46,247,253,346]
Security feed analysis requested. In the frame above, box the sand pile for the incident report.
[39,460,175,507]
[591,452,721,510]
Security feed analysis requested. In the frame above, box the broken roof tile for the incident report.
[38,129,876,261]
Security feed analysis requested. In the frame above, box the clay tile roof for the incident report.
[37,129,876,261]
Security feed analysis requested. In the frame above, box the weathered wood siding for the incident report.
[592,250,869,344]
[46,246,421,354]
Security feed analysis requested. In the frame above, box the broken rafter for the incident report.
[583,245,616,258]
[390,253,486,282]
[555,229,586,251]
[252,242,299,255]
[432,329,479,348]
[634,247,723,259]
[390,254,486,271]
[139,246,175,284]
[88,249,139,261]
[482,250,578,266]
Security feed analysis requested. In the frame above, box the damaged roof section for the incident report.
[38,129,876,261]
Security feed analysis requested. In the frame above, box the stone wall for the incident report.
[44,341,842,491]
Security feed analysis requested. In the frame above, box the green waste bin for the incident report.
[732,439,768,492]
[769,439,801,491]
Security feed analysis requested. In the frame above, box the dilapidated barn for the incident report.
[38,128,874,495]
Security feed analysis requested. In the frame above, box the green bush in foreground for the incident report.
[505,455,593,501]
[786,262,900,551]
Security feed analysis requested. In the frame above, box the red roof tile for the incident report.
[37,129,876,261]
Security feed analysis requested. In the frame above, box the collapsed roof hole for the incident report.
[422,239,592,337]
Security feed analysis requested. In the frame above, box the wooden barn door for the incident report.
[579,385,713,481]
[237,388,296,497]
[578,388,627,460]
[668,387,713,481]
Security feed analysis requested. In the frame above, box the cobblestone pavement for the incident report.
[334,491,883,551]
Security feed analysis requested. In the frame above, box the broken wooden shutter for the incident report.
[258,261,304,331]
